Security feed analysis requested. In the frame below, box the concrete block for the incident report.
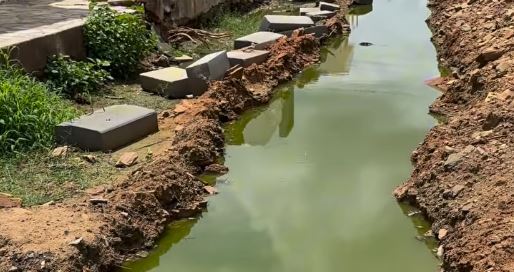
[140,67,208,98]
[186,51,230,81]
[259,15,315,32]
[227,49,269,67]
[281,25,330,39]
[320,1,340,11]
[234,32,286,50]
[299,7,320,15]
[306,10,337,21]
[352,0,373,4]
[55,105,158,151]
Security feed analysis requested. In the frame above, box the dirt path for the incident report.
[0,3,350,271]
[395,0,514,271]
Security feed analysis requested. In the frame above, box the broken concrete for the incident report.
[140,67,208,98]
[234,31,286,50]
[299,7,320,16]
[259,15,314,32]
[55,105,158,151]
[186,51,230,81]
[320,1,340,11]
[281,25,329,39]
[227,49,269,67]
[306,10,337,21]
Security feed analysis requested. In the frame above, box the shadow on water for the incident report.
[124,0,443,271]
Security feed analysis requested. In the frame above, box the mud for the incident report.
[0,3,349,271]
[395,0,514,271]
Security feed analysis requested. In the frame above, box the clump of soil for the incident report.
[0,2,350,271]
[395,0,514,271]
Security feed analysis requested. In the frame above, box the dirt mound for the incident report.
[0,3,350,270]
[395,0,514,271]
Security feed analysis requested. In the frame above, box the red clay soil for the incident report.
[0,4,349,272]
[394,0,514,271]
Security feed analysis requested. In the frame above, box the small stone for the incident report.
[89,198,108,205]
[173,55,193,62]
[8,266,18,272]
[477,47,504,64]
[116,152,138,168]
[68,237,83,246]
[436,245,444,258]
[51,146,70,158]
[85,186,106,196]
[461,203,473,213]
[450,184,465,197]
[472,130,493,140]
[82,155,97,164]
[203,186,218,195]
[438,228,448,240]
[205,164,229,174]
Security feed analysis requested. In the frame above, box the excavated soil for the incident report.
[395,0,514,271]
[0,3,349,271]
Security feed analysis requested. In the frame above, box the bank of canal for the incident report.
[125,0,441,271]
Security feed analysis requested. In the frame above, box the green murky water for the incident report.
[124,0,441,271]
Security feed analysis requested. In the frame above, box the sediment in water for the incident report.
[395,0,514,271]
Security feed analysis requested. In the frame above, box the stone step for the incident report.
[280,25,329,39]
[234,31,286,50]
[305,10,337,21]
[140,67,208,99]
[55,105,158,152]
[320,1,340,11]
[259,15,315,32]
[186,51,230,81]
[227,49,269,67]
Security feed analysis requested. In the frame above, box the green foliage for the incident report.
[46,55,111,98]
[84,6,157,78]
[0,51,78,155]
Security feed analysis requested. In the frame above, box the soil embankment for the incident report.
[0,3,349,271]
[395,0,514,271]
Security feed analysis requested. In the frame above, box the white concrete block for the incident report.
[259,15,315,32]
[227,49,269,67]
[234,31,286,50]
[140,67,207,98]
[186,51,230,81]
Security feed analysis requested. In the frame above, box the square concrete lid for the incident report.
[187,51,227,67]
[140,67,188,81]
[237,31,285,42]
[263,15,315,25]
[59,105,156,133]
[227,49,269,58]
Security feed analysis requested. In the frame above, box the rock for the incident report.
[116,152,139,168]
[205,163,229,174]
[68,237,83,246]
[203,186,218,195]
[438,228,448,240]
[450,184,465,197]
[51,146,70,158]
[8,266,18,272]
[472,130,493,140]
[444,145,475,168]
[477,47,504,64]
[436,245,444,258]
[85,186,106,196]
[483,112,502,130]
[461,203,473,213]
[82,155,97,164]
[173,55,193,62]
[0,193,22,208]
[89,198,108,205]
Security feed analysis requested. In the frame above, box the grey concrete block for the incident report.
[299,7,320,16]
[55,105,158,152]
[227,49,269,67]
[259,15,315,32]
[320,1,340,11]
[140,67,208,98]
[281,25,330,39]
[234,32,286,50]
[186,51,230,81]
[306,10,337,21]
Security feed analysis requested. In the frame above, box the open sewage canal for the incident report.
[125,0,441,271]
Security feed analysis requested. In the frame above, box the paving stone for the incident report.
[306,10,337,21]
[299,7,320,16]
[234,31,286,50]
[186,51,230,81]
[281,25,330,39]
[227,49,269,67]
[259,15,315,32]
[140,67,208,98]
[320,1,340,11]
[55,105,158,151]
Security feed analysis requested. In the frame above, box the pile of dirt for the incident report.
[395,0,514,271]
[0,2,350,271]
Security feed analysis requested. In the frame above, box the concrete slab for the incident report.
[259,15,315,32]
[140,67,208,98]
[234,31,286,50]
[281,25,330,39]
[352,0,373,4]
[306,10,337,21]
[227,49,269,67]
[186,51,230,81]
[55,105,158,151]
[299,7,320,16]
[320,1,340,11]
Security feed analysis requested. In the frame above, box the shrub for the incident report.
[84,6,157,78]
[45,55,111,99]
[0,52,78,155]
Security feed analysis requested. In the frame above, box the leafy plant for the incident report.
[84,5,157,78]
[0,50,78,155]
[45,55,112,99]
